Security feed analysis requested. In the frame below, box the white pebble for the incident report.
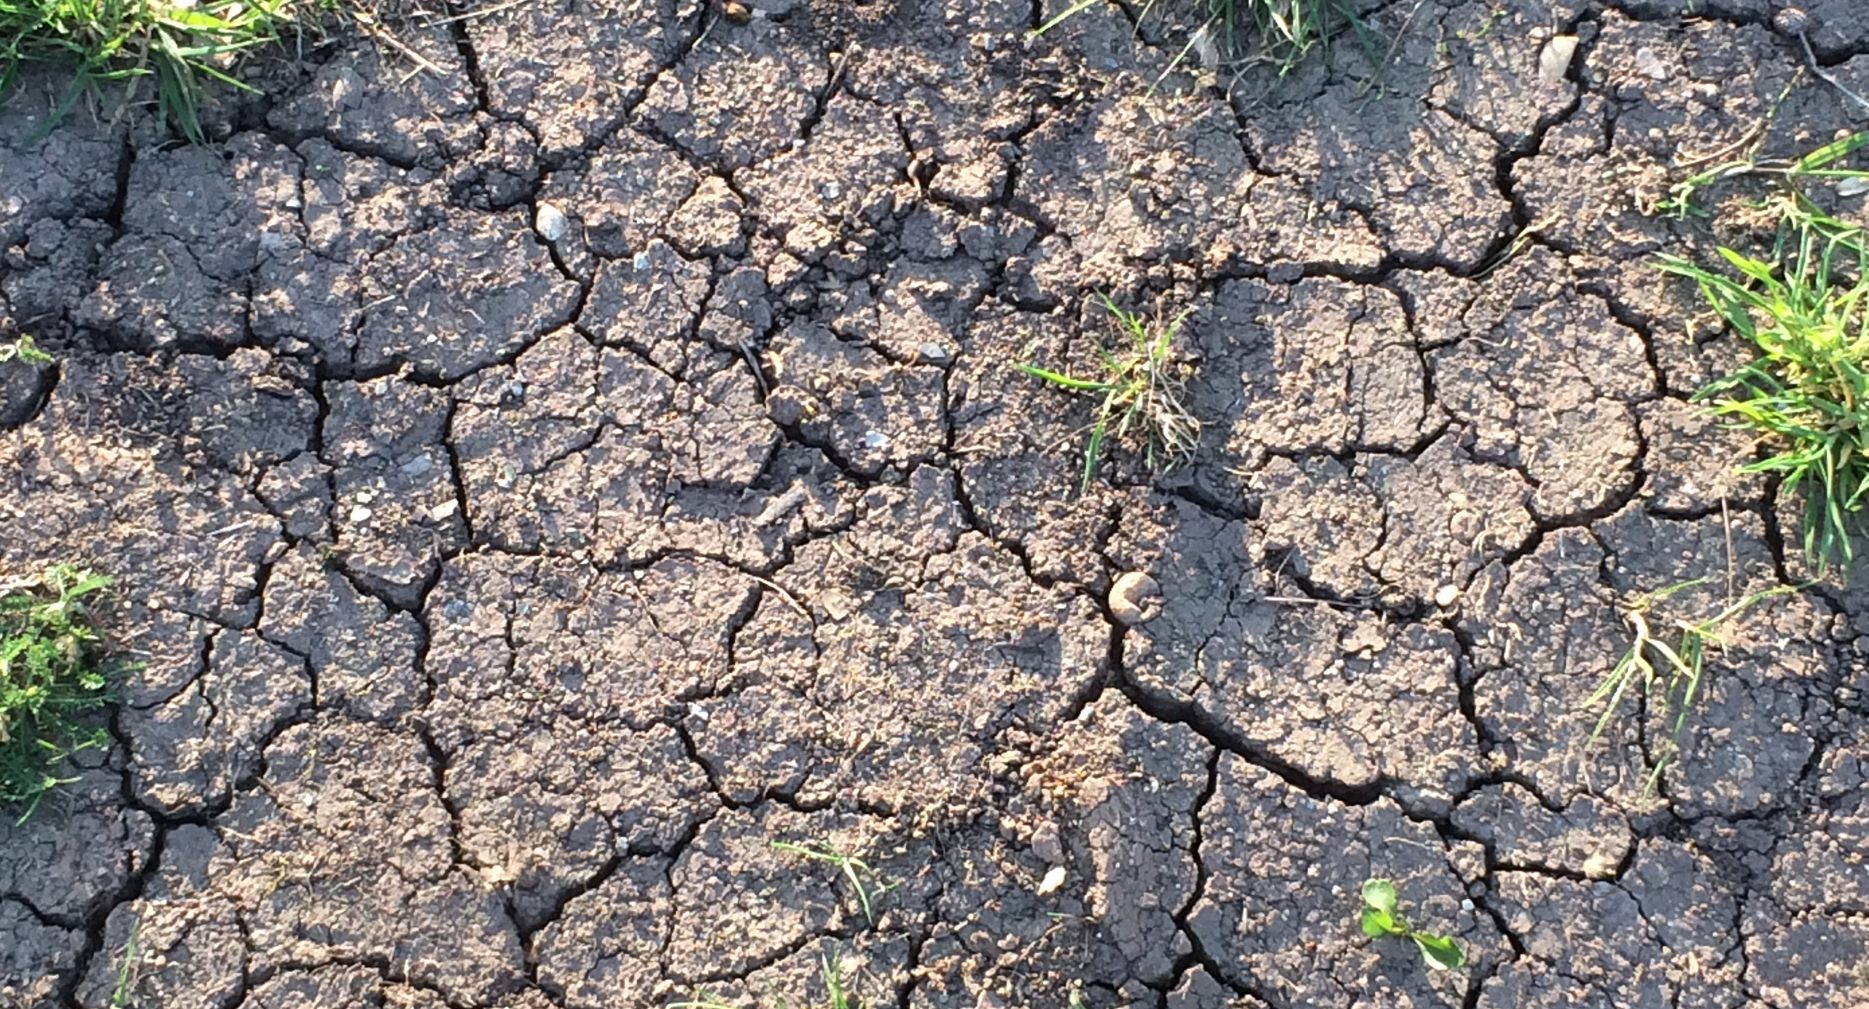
[534,202,568,242]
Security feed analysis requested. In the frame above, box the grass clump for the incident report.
[1,564,114,819]
[1656,131,1869,571]
[1035,0,1363,76]
[0,0,303,141]
[1015,292,1200,495]
[1589,577,1795,792]
[1358,878,1464,972]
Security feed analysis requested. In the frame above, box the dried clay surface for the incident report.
[4,1,1869,1008]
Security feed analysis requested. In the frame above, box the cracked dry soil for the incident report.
[3,0,1869,1007]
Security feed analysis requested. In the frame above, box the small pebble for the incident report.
[1634,47,1668,81]
[1772,7,1811,36]
[1538,34,1577,82]
[534,202,568,243]
[430,500,460,522]
[1435,585,1460,607]
[1109,571,1162,626]
[349,506,373,523]
[863,430,890,450]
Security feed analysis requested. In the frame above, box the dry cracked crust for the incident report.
[3,0,1869,1007]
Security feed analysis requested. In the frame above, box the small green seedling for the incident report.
[1016,292,1200,495]
[1,564,113,820]
[1590,578,1797,792]
[771,840,891,926]
[1358,878,1465,971]
[668,947,861,1009]
[109,916,141,1009]
[0,335,53,365]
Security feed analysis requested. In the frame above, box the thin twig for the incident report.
[748,575,810,619]
[1803,31,1869,114]
[1260,594,1380,611]
[352,9,448,76]
[415,0,536,27]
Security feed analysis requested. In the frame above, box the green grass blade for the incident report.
[1013,363,1113,391]
[1031,0,1100,37]
[1080,413,1106,494]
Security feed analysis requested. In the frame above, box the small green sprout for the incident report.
[668,946,861,1009]
[0,335,54,365]
[1015,292,1200,495]
[1358,878,1465,971]
[771,840,891,926]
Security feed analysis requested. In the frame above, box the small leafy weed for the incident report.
[1,564,114,820]
[1358,878,1465,972]
[1015,292,1200,495]
[0,334,54,365]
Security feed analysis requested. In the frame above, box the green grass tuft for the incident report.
[0,564,114,820]
[0,0,303,142]
[1035,0,1366,77]
[1016,292,1201,495]
[1656,132,1869,571]
[1207,0,1365,74]
[1589,578,1796,793]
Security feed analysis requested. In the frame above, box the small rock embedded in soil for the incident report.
[1538,35,1578,82]
[1110,571,1161,626]
[1772,7,1811,36]
[1435,585,1460,608]
[535,202,569,243]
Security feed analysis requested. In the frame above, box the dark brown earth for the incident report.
[3,0,1869,1007]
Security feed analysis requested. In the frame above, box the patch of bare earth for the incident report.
[4,0,1869,1007]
